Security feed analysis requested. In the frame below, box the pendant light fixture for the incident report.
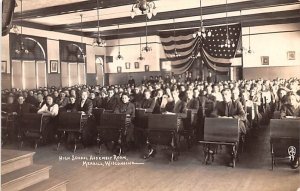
[172,18,180,58]
[77,14,86,59]
[14,0,29,55]
[142,16,152,52]
[247,27,253,54]
[93,0,106,47]
[137,37,145,60]
[193,0,211,39]
[221,0,235,48]
[116,25,124,60]
[130,0,157,20]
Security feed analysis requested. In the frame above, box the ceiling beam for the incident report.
[13,0,135,20]
[51,0,299,31]
[11,20,85,37]
[88,9,300,39]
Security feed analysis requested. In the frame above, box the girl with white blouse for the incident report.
[37,95,59,117]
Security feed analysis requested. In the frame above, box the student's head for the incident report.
[60,92,66,99]
[156,89,164,98]
[81,91,88,100]
[37,93,44,102]
[43,90,49,96]
[287,93,298,107]
[7,96,14,104]
[193,88,200,98]
[121,93,130,104]
[231,88,240,101]
[107,88,114,98]
[144,89,151,99]
[17,95,25,104]
[278,88,287,99]
[171,88,180,99]
[29,90,34,96]
[134,87,140,94]
[46,95,54,105]
[69,95,76,104]
[186,90,193,100]
[90,92,96,99]
[53,90,59,97]
[222,88,232,103]
[179,91,188,102]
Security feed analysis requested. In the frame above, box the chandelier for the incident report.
[172,18,181,58]
[220,0,235,48]
[77,14,86,59]
[243,26,254,54]
[142,16,152,52]
[137,37,145,60]
[193,0,212,39]
[116,25,124,60]
[14,0,29,55]
[93,0,106,47]
[130,0,157,19]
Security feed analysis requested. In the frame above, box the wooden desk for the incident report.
[199,117,240,167]
[270,118,300,170]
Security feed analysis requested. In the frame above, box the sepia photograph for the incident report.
[1,0,300,191]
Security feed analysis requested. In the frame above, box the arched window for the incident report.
[60,40,86,87]
[10,34,47,89]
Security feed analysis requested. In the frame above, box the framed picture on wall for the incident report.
[261,56,269,65]
[1,60,7,73]
[287,51,295,60]
[145,65,149,72]
[125,62,130,69]
[117,66,122,73]
[134,62,139,69]
[50,60,58,73]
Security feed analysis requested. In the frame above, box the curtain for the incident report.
[78,63,86,85]
[61,62,69,87]
[23,61,36,89]
[36,60,47,88]
[11,60,22,89]
[69,63,78,86]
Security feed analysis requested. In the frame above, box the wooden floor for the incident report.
[2,126,300,191]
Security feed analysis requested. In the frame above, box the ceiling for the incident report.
[12,0,300,40]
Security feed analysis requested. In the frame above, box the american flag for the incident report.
[197,23,242,74]
[159,23,241,74]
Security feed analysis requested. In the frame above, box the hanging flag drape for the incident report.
[159,23,242,74]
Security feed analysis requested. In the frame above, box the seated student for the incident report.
[273,87,288,112]
[152,89,165,114]
[186,89,199,110]
[13,95,36,117]
[74,90,93,115]
[280,92,300,169]
[131,86,144,108]
[280,93,300,118]
[114,93,136,146]
[139,89,156,113]
[37,95,59,117]
[164,89,187,119]
[56,91,69,108]
[89,91,102,108]
[102,88,119,111]
[63,95,77,112]
[2,95,15,114]
[35,93,46,110]
[210,88,247,134]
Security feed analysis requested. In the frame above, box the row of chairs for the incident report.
[2,108,299,169]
